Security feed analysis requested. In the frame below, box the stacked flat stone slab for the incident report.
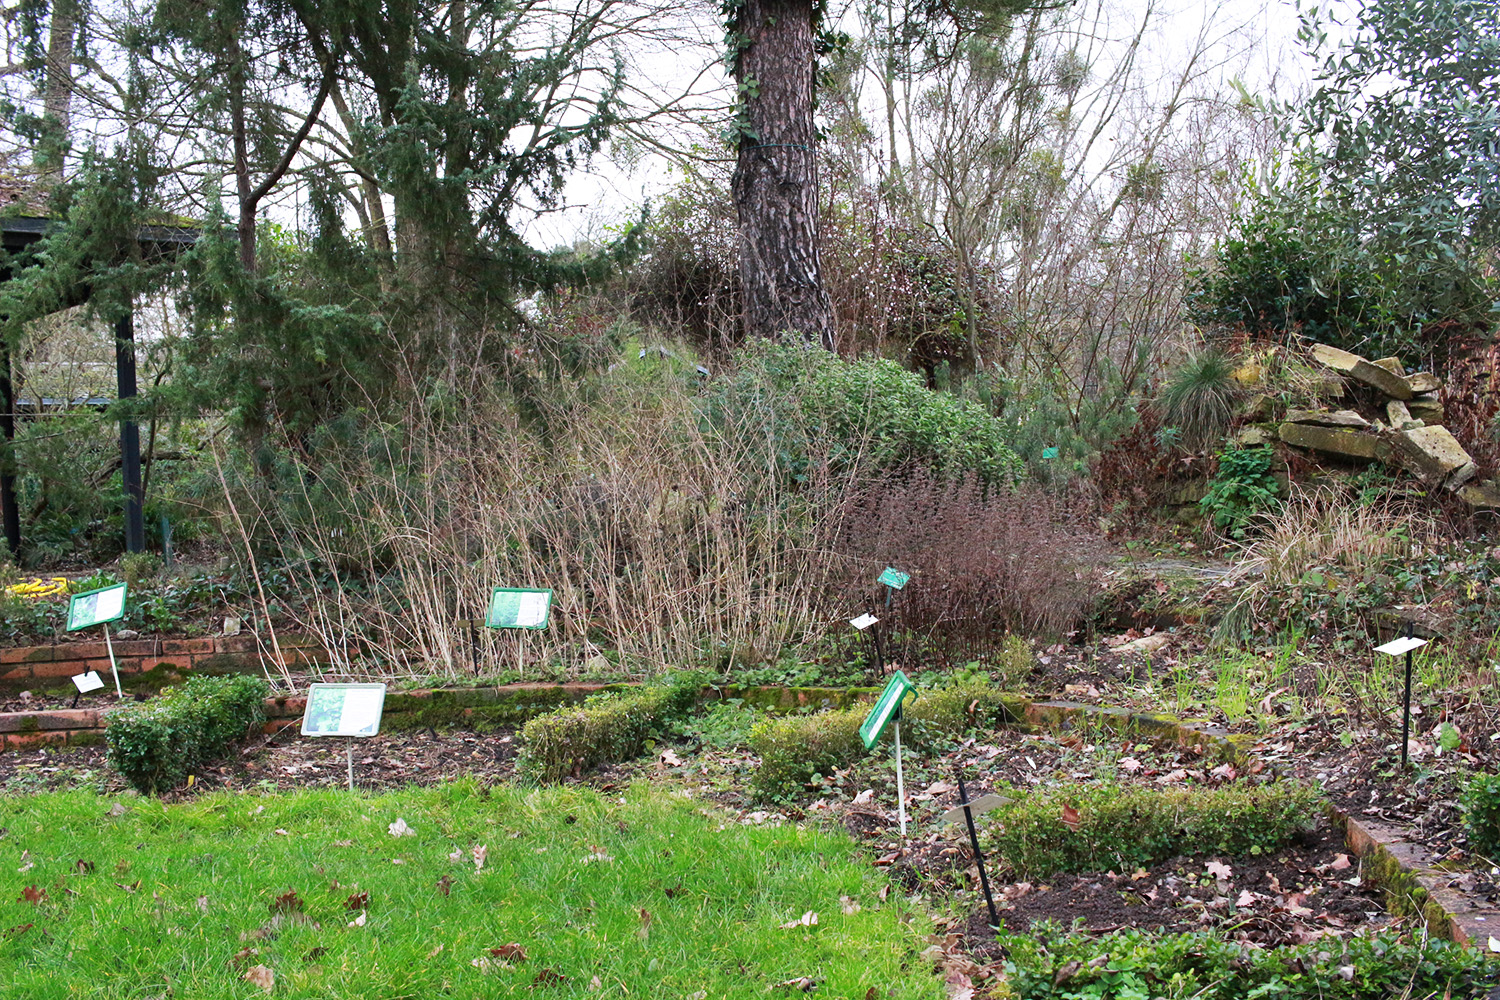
[1275,343,1492,505]
[1310,344,1414,400]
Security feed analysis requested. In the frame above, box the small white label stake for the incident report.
[102,623,123,698]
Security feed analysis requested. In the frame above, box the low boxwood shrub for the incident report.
[749,707,867,802]
[106,674,268,794]
[1460,771,1500,857]
[518,672,701,783]
[904,680,1021,751]
[986,781,1322,879]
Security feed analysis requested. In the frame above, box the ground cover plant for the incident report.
[0,784,940,999]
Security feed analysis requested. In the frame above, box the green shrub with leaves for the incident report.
[1003,921,1490,1000]
[1460,771,1500,859]
[106,674,268,794]
[713,342,1024,486]
[749,707,867,801]
[518,673,702,783]
[1200,445,1281,539]
[986,781,1321,879]
[904,681,1022,751]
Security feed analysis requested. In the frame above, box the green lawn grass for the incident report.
[0,782,940,998]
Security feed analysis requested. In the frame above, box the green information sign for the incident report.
[1041,447,1060,460]
[485,587,553,629]
[301,683,387,737]
[860,670,918,750]
[66,582,128,631]
[877,567,910,590]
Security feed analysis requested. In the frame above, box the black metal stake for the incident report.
[1401,620,1414,770]
[956,771,999,930]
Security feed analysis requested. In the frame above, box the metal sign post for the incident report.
[877,567,909,610]
[484,587,553,675]
[850,612,884,675]
[945,772,1008,931]
[860,670,918,837]
[1375,625,1429,770]
[301,683,388,791]
[66,582,128,698]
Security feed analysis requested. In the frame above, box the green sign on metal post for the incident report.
[67,582,129,699]
[301,683,388,737]
[485,587,553,630]
[877,567,910,590]
[860,670,917,750]
[66,582,127,631]
[301,683,388,791]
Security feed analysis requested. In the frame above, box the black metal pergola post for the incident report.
[0,217,198,560]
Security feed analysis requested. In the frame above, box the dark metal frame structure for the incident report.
[0,216,199,558]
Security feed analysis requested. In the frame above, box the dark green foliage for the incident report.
[1186,199,1406,354]
[713,342,1025,486]
[985,781,1321,879]
[1003,922,1491,1000]
[1460,771,1500,859]
[1192,0,1500,358]
[517,673,702,783]
[106,674,269,794]
[1201,446,1281,539]
[748,708,867,801]
[1158,349,1239,453]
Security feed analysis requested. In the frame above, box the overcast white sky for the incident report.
[519,0,1319,249]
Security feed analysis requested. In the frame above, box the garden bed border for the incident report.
[1,681,1492,945]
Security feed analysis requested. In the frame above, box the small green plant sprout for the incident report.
[1200,445,1281,539]
[1438,722,1462,753]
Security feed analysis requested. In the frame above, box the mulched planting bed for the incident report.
[0,727,526,795]
[977,824,1387,946]
[1256,717,1500,861]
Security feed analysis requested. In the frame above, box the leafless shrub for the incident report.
[829,468,1108,667]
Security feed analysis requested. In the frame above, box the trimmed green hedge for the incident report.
[106,674,268,794]
[903,680,1022,751]
[749,708,867,801]
[517,673,701,783]
[986,781,1323,879]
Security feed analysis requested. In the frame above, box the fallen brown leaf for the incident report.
[243,964,275,993]
[531,967,568,987]
[345,892,370,911]
[270,890,305,914]
[1060,804,1080,831]
[18,885,44,905]
[491,943,529,961]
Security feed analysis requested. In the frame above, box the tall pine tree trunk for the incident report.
[35,0,78,186]
[731,0,834,349]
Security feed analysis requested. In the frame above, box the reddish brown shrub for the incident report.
[828,469,1108,668]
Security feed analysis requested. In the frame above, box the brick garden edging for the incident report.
[2,682,1492,946]
[0,633,327,693]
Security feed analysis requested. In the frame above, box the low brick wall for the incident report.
[0,633,327,693]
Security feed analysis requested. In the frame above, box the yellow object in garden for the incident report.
[7,577,69,599]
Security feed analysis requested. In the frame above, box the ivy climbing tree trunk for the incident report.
[731,0,834,349]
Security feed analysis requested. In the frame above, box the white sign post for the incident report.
[66,583,128,698]
[301,683,387,790]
